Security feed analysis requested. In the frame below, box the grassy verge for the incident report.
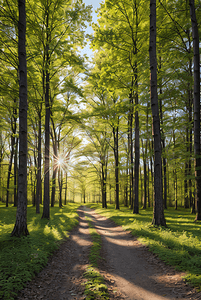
[83,214,109,300]
[86,204,201,291]
[0,202,80,300]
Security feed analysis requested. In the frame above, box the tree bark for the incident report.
[58,168,63,208]
[149,0,166,226]
[101,162,107,208]
[64,171,67,205]
[51,139,58,207]
[184,127,189,208]
[141,139,147,209]
[128,91,134,209]
[189,0,201,220]
[42,6,50,219]
[36,115,41,213]
[113,122,119,209]
[42,67,50,218]
[158,56,167,210]
[6,99,17,207]
[11,0,29,237]
[14,138,18,207]
[6,135,15,207]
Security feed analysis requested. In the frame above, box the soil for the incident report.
[16,206,201,300]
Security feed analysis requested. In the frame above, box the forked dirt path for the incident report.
[17,206,201,300]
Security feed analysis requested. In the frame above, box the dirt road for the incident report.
[17,206,201,300]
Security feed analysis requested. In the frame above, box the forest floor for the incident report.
[16,206,201,300]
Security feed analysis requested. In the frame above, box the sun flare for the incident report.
[53,152,69,173]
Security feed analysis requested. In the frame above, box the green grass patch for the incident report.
[86,204,201,290]
[83,214,109,300]
[0,202,80,300]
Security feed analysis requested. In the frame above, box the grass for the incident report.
[0,202,80,300]
[86,204,201,291]
[2,202,201,298]
[83,214,109,300]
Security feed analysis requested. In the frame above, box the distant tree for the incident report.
[11,0,29,237]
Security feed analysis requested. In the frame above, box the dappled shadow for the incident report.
[16,205,201,300]
[17,206,92,300]
[84,207,201,300]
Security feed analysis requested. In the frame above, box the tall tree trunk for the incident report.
[158,56,167,210]
[6,135,15,207]
[42,7,50,219]
[36,116,41,213]
[124,154,129,207]
[186,34,193,211]
[147,164,150,207]
[58,168,63,208]
[51,141,58,207]
[189,0,201,220]
[6,99,17,207]
[101,162,107,208]
[162,138,167,209]
[149,0,166,226]
[141,140,147,209]
[188,68,194,212]
[11,0,29,237]
[140,166,143,206]
[64,171,67,205]
[184,127,189,208]
[83,189,86,204]
[113,122,119,209]
[133,61,139,214]
[14,138,18,207]
[128,91,134,209]
[149,140,154,206]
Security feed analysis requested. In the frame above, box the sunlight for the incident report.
[53,152,69,173]
[109,273,170,300]
[58,157,64,166]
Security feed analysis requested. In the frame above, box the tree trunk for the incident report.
[51,142,58,207]
[125,155,129,207]
[14,138,18,207]
[184,127,189,208]
[149,0,166,226]
[6,135,15,207]
[158,57,167,210]
[64,171,67,205]
[42,8,50,219]
[36,116,41,213]
[149,140,154,206]
[11,0,29,237]
[188,75,193,210]
[101,162,107,208]
[113,122,119,209]
[141,140,147,209]
[7,98,17,207]
[133,61,139,214]
[128,91,134,209]
[189,0,201,220]
[58,168,63,208]
[140,166,143,206]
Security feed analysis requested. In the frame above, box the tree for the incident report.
[23,0,91,217]
[149,0,166,226]
[189,0,201,220]
[11,0,29,237]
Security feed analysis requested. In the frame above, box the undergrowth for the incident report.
[0,203,80,300]
[83,213,109,300]
[86,204,201,291]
